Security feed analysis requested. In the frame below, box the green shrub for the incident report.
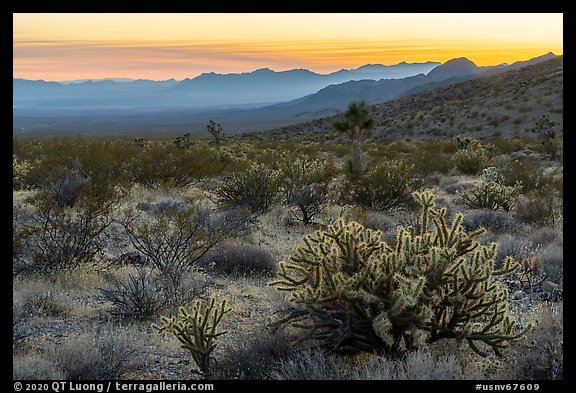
[452,138,489,175]
[343,159,422,212]
[271,190,528,358]
[213,162,282,214]
[280,156,335,225]
[501,159,561,194]
[130,142,226,190]
[457,181,523,211]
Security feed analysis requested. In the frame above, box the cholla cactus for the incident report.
[457,181,522,211]
[271,190,529,358]
[482,167,503,184]
[154,298,231,379]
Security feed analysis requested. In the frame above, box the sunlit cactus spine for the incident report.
[154,298,231,379]
[271,190,529,358]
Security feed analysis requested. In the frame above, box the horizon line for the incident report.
[13,51,560,83]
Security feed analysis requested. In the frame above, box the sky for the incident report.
[13,13,563,81]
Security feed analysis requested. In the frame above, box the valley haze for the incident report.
[13,53,557,136]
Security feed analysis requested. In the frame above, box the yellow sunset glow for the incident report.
[13,13,563,81]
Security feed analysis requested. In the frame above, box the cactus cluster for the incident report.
[272,190,528,358]
[154,298,231,379]
[457,181,523,211]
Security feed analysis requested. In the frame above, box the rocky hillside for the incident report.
[244,56,563,142]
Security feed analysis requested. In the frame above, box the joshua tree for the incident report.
[531,114,558,161]
[332,100,374,175]
[207,120,224,150]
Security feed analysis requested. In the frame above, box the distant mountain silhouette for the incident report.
[12,53,558,135]
[256,52,557,116]
[13,61,440,110]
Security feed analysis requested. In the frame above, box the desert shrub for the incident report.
[121,203,228,306]
[491,234,537,268]
[13,355,66,380]
[154,298,230,379]
[505,303,563,380]
[272,190,528,358]
[514,191,562,227]
[412,146,453,175]
[12,155,33,191]
[268,347,349,380]
[269,347,484,380]
[24,137,132,196]
[343,159,422,212]
[490,138,526,155]
[202,245,277,277]
[216,328,291,379]
[527,227,562,248]
[52,330,143,380]
[501,158,559,193]
[462,209,520,234]
[14,198,116,275]
[537,242,563,283]
[280,156,335,225]
[356,211,397,232]
[213,162,282,214]
[130,141,228,190]
[14,149,126,275]
[457,181,522,211]
[452,138,489,175]
[98,267,169,320]
[14,284,69,318]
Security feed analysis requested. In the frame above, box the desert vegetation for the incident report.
[13,123,563,381]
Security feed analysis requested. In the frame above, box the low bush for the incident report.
[121,203,228,306]
[201,245,277,277]
[505,303,563,380]
[514,191,562,227]
[452,138,489,175]
[280,156,334,225]
[13,355,66,380]
[98,267,168,320]
[52,330,143,380]
[462,209,520,234]
[216,328,291,379]
[343,159,422,212]
[213,162,282,214]
[269,347,485,380]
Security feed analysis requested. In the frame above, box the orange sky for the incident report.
[13,13,563,81]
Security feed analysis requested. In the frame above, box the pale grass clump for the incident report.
[269,347,485,380]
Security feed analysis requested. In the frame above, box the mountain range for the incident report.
[12,52,557,136]
[13,61,440,110]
